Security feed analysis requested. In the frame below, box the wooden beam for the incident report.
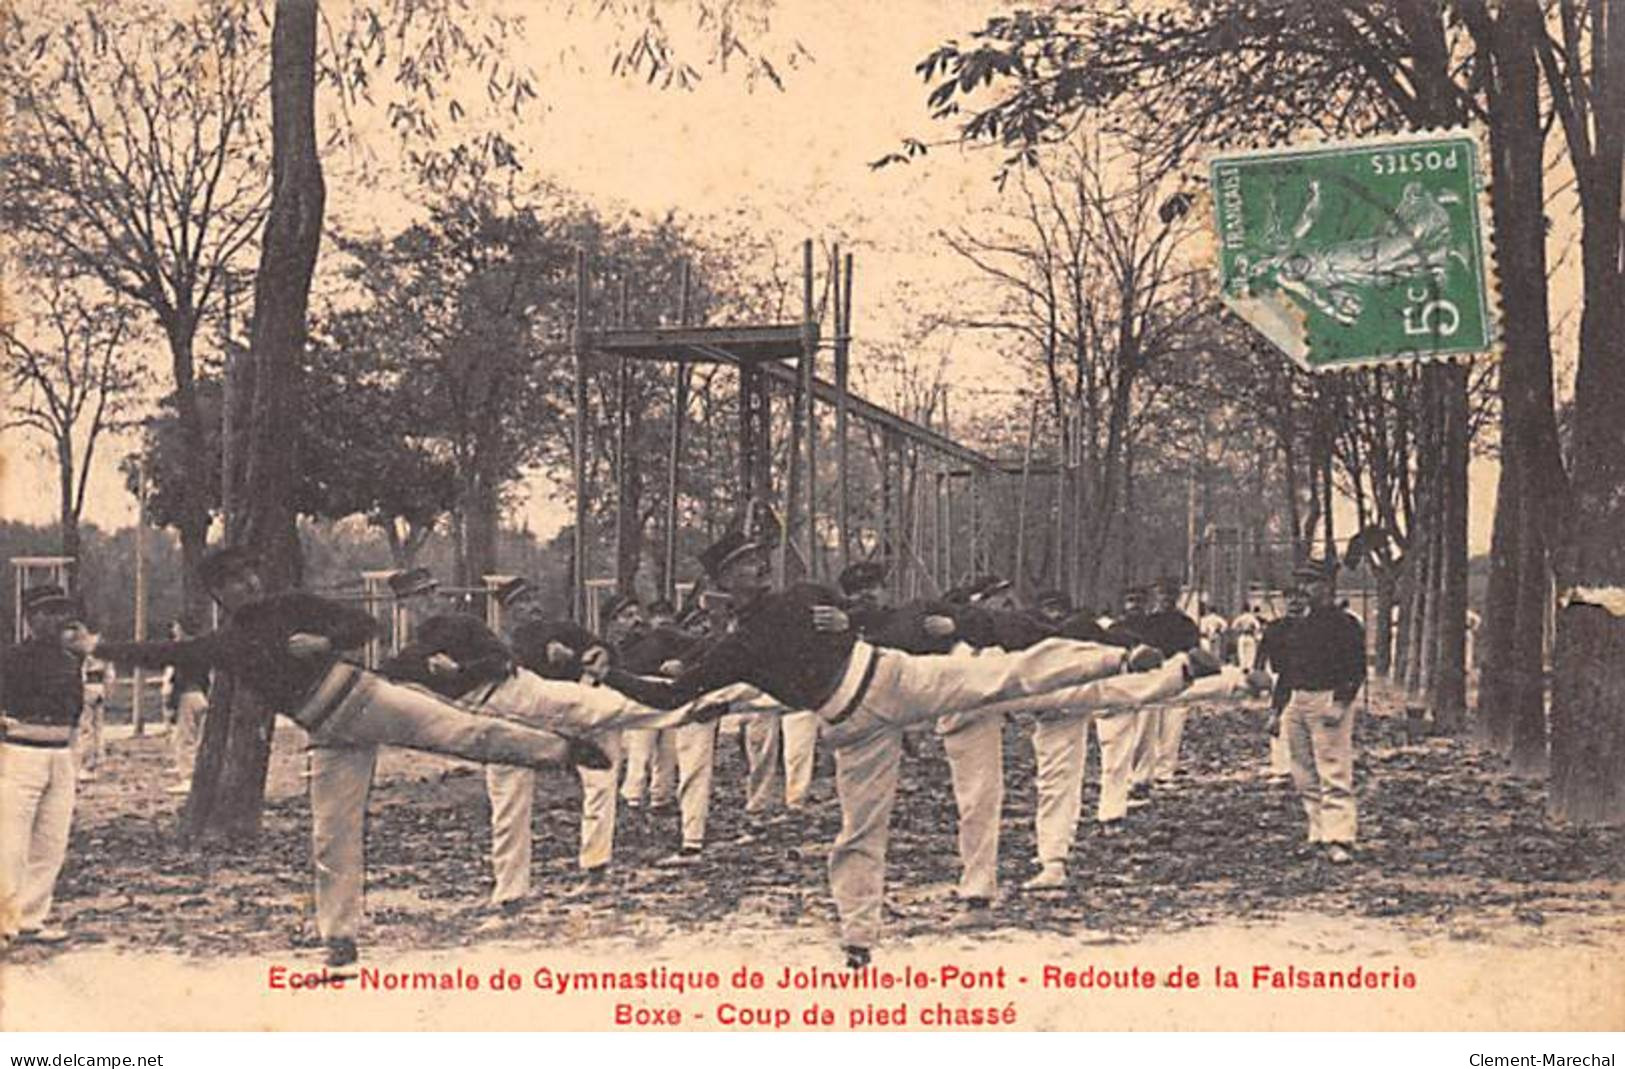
[802,240,818,580]
[584,323,807,361]
[663,261,691,603]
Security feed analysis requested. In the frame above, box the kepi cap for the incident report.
[838,560,888,596]
[388,567,439,599]
[199,545,261,589]
[21,584,77,617]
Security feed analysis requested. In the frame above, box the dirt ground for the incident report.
[4,688,1622,1031]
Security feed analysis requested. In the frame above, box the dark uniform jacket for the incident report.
[509,619,605,681]
[606,583,853,711]
[165,658,212,710]
[98,592,377,710]
[381,613,513,699]
[854,598,959,655]
[616,624,701,676]
[1260,607,1366,711]
[1134,609,1201,656]
[0,638,85,747]
[1057,611,1142,649]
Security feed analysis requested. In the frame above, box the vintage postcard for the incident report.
[0,0,1620,1041]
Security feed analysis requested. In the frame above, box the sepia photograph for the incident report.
[0,0,1621,1041]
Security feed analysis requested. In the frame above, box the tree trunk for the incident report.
[1508,473,1549,778]
[1549,141,1625,822]
[464,473,501,583]
[614,432,643,597]
[1472,1,1564,777]
[56,442,81,585]
[1393,552,1414,683]
[185,0,324,845]
[1479,442,1521,753]
[1433,363,1470,732]
[1374,566,1395,678]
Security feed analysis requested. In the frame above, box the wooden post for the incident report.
[801,240,819,578]
[836,253,853,572]
[663,262,691,603]
[571,249,589,622]
[782,240,810,585]
[613,277,630,595]
[1015,399,1039,591]
[910,449,924,599]
[880,432,895,594]
[131,460,147,736]
[1185,463,1199,590]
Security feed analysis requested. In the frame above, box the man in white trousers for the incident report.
[92,550,600,968]
[2,585,96,946]
[615,596,684,813]
[1265,559,1367,864]
[1231,604,1264,672]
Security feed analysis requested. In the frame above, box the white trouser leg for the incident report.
[674,721,717,849]
[828,727,903,948]
[937,710,1003,901]
[577,732,623,870]
[310,744,377,942]
[1285,691,1357,844]
[650,729,678,806]
[0,745,76,935]
[1032,710,1088,865]
[473,669,689,733]
[817,647,1178,947]
[484,765,535,904]
[742,712,783,816]
[171,690,207,782]
[314,673,570,769]
[1130,706,1160,788]
[1093,711,1137,822]
[1154,706,1188,782]
[620,729,657,804]
[0,744,47,937]
[782,712,820,809]
[1237,635,1259,672]
[1269,717,1292,776]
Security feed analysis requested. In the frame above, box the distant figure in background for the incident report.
[163,617,210,795]
[76,651,110,783]
[1198,603,1229,662]
[1465,607,1482,680]
[1231,604,1263,673]
[1129,577,1202,795]
[618,597,683,814]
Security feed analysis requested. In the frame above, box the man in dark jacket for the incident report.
[615,596,685,814]
[1,585,96,945]
[1129,577,1203,801]
[1266,559,1367,864]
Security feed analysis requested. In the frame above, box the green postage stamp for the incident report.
[1209,131,1496,371]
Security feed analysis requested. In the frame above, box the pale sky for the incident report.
[0,1,1503,552]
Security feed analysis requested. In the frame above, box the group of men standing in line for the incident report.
[1,528,1365,968]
